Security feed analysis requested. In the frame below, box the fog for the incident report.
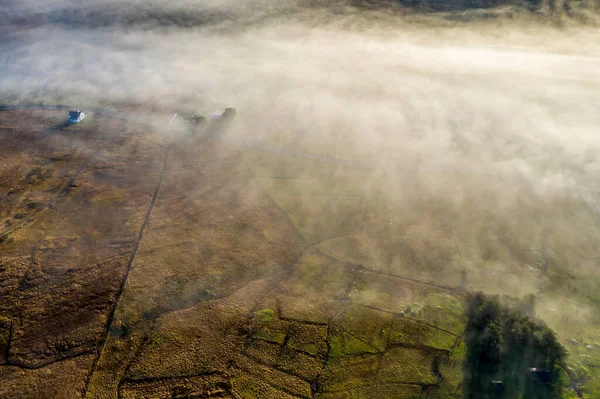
[3,1,600,183]
[2,0,600,328]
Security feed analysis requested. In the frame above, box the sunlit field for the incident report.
[1,0,600,397]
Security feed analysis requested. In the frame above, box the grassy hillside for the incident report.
[1,110,599,397]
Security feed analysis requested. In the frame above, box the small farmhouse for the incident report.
[69,110,85,123]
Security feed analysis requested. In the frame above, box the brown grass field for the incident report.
[1,110,600,397]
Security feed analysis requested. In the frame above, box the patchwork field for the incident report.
[0,110,599,397]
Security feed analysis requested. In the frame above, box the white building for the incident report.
[69,110,85,123]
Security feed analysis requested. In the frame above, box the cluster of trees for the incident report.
[464,292,567,399]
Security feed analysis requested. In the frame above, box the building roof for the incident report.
[69,111,82,117]
[528,368,551,384]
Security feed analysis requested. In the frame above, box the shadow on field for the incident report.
[42,119,73,136]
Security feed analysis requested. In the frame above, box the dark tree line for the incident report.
[464,292,566,399]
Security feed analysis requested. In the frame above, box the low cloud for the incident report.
[2,0,600,312]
